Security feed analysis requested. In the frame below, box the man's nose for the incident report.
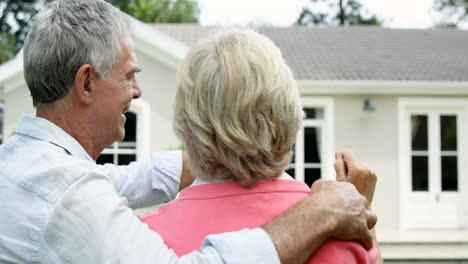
[133,80,142,99]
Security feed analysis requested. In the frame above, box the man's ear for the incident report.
[73,64,96,105]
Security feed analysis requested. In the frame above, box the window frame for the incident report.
[288,97,334,184]
[99,99,151,165]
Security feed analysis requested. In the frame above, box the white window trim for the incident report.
[129,98,151,160]
[101,142,138,165]
[398,97,468,230]
[294,97,335,182]
[101,98,151,164]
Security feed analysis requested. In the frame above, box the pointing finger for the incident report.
[334,152,346,181]
[341,150,358,175]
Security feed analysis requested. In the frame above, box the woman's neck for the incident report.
[191,171,294,186]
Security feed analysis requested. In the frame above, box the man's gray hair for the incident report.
[23,0,131,106]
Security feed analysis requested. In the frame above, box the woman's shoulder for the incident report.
[308,239,379,264]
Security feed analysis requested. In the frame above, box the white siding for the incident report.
[3,81,34,140]
[334,95,400,230]
[135,50,181,152]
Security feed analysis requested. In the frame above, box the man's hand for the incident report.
[334,150,377,206]
[310,180,377,247]
[262,180,377,264]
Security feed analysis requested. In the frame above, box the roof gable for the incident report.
[0,17,189,91]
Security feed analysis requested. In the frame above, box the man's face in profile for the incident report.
[91,39,142,147]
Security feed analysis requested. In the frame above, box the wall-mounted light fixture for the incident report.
[363,98,376,112]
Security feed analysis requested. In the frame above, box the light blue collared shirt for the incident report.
[0,115,280,264]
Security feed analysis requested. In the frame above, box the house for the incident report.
[1,19,467,261]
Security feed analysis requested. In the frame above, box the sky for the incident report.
[197,0,455,29]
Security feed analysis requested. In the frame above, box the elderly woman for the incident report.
[140,30,379,263]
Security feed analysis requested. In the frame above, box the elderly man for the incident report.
[0,0,377,263]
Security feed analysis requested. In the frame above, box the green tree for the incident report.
[0,0,199,64]
[297,0,382,26]
[0,32,16,63]
[0,0,39,63]
[434,0,468,27]
[107,0,199,23]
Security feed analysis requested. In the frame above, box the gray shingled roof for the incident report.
[153,24,468,81]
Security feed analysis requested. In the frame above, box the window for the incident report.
[286,98,334,186]
[440,115,459,191]
[286,108,324,186]
[410,115,429,191]
[96,112,137,165]
[411,113,459,192]
[399,98,467,229]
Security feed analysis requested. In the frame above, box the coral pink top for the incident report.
[139,179,379,263]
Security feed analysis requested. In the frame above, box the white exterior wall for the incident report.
[135,50,180,152]
[3,81,34,140]
[334,95,400,230]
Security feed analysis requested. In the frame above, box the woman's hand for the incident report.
[334,150,377,208]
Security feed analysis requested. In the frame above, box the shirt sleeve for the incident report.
[38,172,280,264]
[97,150,182,208]
[202,228,281,263]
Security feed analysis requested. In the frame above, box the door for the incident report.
[404,110,463,229]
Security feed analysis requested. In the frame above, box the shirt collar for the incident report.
[181,174,309,200]
[16,115,94,161]
[191,172,295,186]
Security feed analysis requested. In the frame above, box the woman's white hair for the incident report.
[174,29,304,187]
